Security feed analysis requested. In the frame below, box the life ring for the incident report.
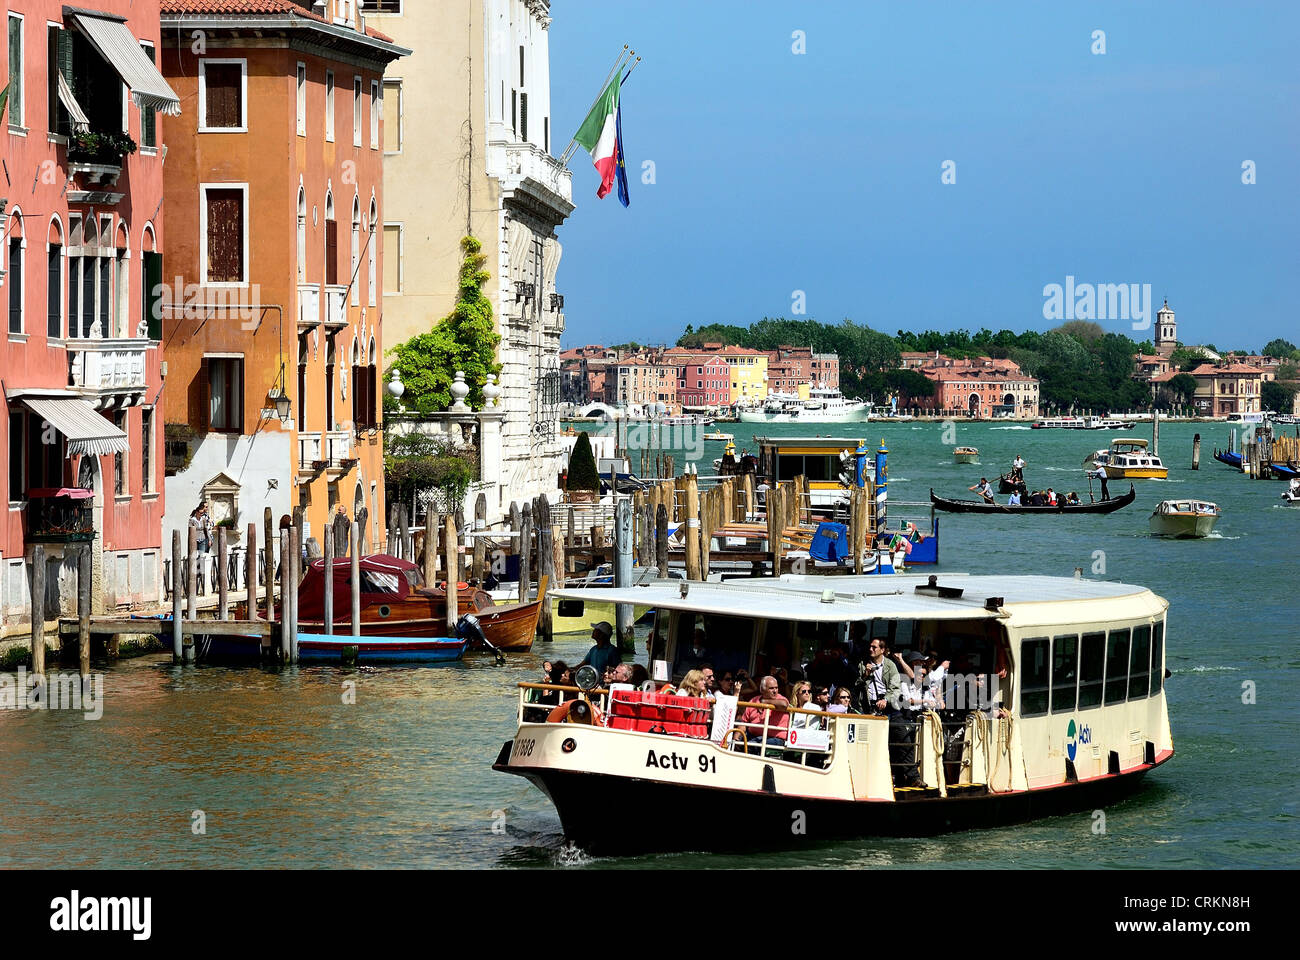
[437,581,470,592]
[546,698,604,726]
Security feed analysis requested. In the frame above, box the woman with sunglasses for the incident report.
[828,686,856,713]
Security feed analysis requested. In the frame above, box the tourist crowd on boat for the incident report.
[529,619,1007,787]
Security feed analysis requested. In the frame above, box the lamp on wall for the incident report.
[270,364,292,422]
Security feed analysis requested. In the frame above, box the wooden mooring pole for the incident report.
[518,506,533,605]
[1192,433,1201,470]
[536,496,553,642]
[30,545,46,675]
[444,514,458,633]
[684,467,702,581]
[656,503,669,577]
[217,526,230,620]
[323,528,334,636]
[171,530,183,661]
[473,493,487,584]
[246,522,258,618]
[186,524,199,621]
[350,521,361,638]
[614,499,634,648]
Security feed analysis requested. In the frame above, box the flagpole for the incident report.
[620,56,642,86]
[559,46,633,166]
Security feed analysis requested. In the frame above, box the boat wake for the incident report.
[990,425,1031,431]
[554,841,596,868]
[1202,532,1240,540]
[1183,665,1240,673]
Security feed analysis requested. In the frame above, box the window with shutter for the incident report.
[195,357,211,432]
[7,238,22,333]
[205,188,246,283]
[143,251,163,340]
[140,43,157,146]
[201,61,244,130]
[382,224,401,293]
[382,79,402,153]
[48,246,62,337]
[325,71,335,141]
[520,92,528,141]
[325,218,338,285]
[8,15,23,128]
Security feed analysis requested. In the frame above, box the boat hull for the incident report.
[738,407,871,423]
[1148,514,1218,538]
[296,633,469,663]
[1100,466,1168,480]
[495,741,1169,855]
[930,487,1136,514]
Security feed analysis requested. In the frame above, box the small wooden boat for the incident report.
[1149,499,1220,538]
[953,446,979,464]
[242,554,545,652]
[930,485,1135,514]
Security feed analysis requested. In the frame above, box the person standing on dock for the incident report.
[190,503,213,554]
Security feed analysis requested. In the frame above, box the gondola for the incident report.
[929,485,1135,514]
[1213,449,1243,469]
[997,472,1026,494]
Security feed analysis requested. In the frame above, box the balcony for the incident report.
[67,339,150,409]
[297,432,326,478]
[325,430,358,476]
[495,141,575,225]
[25,489,95,543]
[323,285,348,332]
[297,284,321,332]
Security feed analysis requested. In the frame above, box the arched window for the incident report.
[350,196,361,307]
[324,189,337,285]
[47,215,64,339]
[7,210,25,335]
[325,339,336,429]
[367,198,378,307]
[296,186,306,283]
[363,338,377,429]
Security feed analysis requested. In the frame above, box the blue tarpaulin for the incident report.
[809,522,850,563]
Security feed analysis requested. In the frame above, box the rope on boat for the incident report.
[922,708,947,797]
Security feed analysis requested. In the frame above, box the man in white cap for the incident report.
[578,621,621,677]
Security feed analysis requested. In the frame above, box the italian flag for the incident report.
[573,75,621,199]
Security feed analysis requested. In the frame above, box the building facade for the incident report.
[370,0,572,521]
[3,0,177,630]
[158,0,406,554]
[1188,362,1264,416]
[613,358,678,414]
[908,356,1040,419]
[672,353,729,409]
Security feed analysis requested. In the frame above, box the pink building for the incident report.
[3,0,177,628]
[674,353,728,409]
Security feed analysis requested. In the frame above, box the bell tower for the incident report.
[1155,300,1177,357]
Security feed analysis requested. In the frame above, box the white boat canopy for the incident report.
[551,574,1155,623]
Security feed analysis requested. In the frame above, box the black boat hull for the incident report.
[494,744,1168,856]
[930,486,1135,514]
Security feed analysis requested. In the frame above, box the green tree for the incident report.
[566,431,600,492]
[1263,380,1298,414]
[1166,373,1198,407]
[386,236,500,414]
[1263,338,1297,358]
[384,433,478,514]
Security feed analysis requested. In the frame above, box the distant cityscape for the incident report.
[562,303,1300,420]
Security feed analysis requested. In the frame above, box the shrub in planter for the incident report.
[567,432,600,497]
[67,130,138,165]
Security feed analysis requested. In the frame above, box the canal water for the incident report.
[1,419,1296,868]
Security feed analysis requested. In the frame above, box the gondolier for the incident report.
[968,478,995,503]
[1089,466,1110,500]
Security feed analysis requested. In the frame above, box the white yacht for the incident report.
[738,386,871,423]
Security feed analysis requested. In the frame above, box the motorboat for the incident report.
[1094,439,1168,480]
[738,387,870,423]
[1283,478,1300,506]
[953,447,979,464]
[1148,499,1220,538]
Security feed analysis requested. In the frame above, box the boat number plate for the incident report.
[512,738,536,759]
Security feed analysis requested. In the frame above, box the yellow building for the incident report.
[718,347,769,407]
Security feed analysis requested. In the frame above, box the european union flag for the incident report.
[614,103,630,207]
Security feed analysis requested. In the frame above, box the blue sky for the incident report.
[548,1,1298,352]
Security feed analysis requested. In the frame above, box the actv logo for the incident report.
[49,891,151,941]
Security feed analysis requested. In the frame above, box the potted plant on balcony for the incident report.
[566,431,600,504]
[67,129,137,186]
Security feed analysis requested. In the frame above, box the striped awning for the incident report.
[70,12,181,116]
[56,71,90,129]
[19,396,129,457]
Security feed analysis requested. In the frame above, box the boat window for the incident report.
[1078,632,1106,708]
[403,568,423,588]
[1150,621,1164,695]
[762,618,842,677]
[803,455,835,482]
[1019,637,1050,717]
[1104,628,1131,704]
[674,612,754,678]
[777,454,803,481]
[1051,633,1078,713]
[360,570,403,593]
[1129,625,1151,701]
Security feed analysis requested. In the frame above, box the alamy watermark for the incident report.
[1042,275,1153,330]
[0,667,104,719]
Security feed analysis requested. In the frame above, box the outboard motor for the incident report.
[456,613,504,664]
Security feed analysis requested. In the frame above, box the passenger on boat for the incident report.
[1026,490,1046,506]
[715,671,736,697]
[901,651,942,710]
[629,663,652,691]
[676,669,710,699]
[1046,488,1057,506]
[579,621,622,677]
[828,686,855,713]
[1007,491,1021,506]
[811,685,831,712]
[789,682,817,728]
[608,663,633,686]
[739,676,791,753]
[969,478,995,503]
[700,665,717,699]
[862,638,902,715]
[1066,491,1081,505]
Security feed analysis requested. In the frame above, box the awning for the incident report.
[70,12,181,116]
[56,70,90,129]
[19,396,129,457]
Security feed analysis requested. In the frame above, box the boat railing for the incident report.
[514,683,857,769]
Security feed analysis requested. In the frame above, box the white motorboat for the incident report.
[1283,478,1300,506]
[1149,499,1220,538]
